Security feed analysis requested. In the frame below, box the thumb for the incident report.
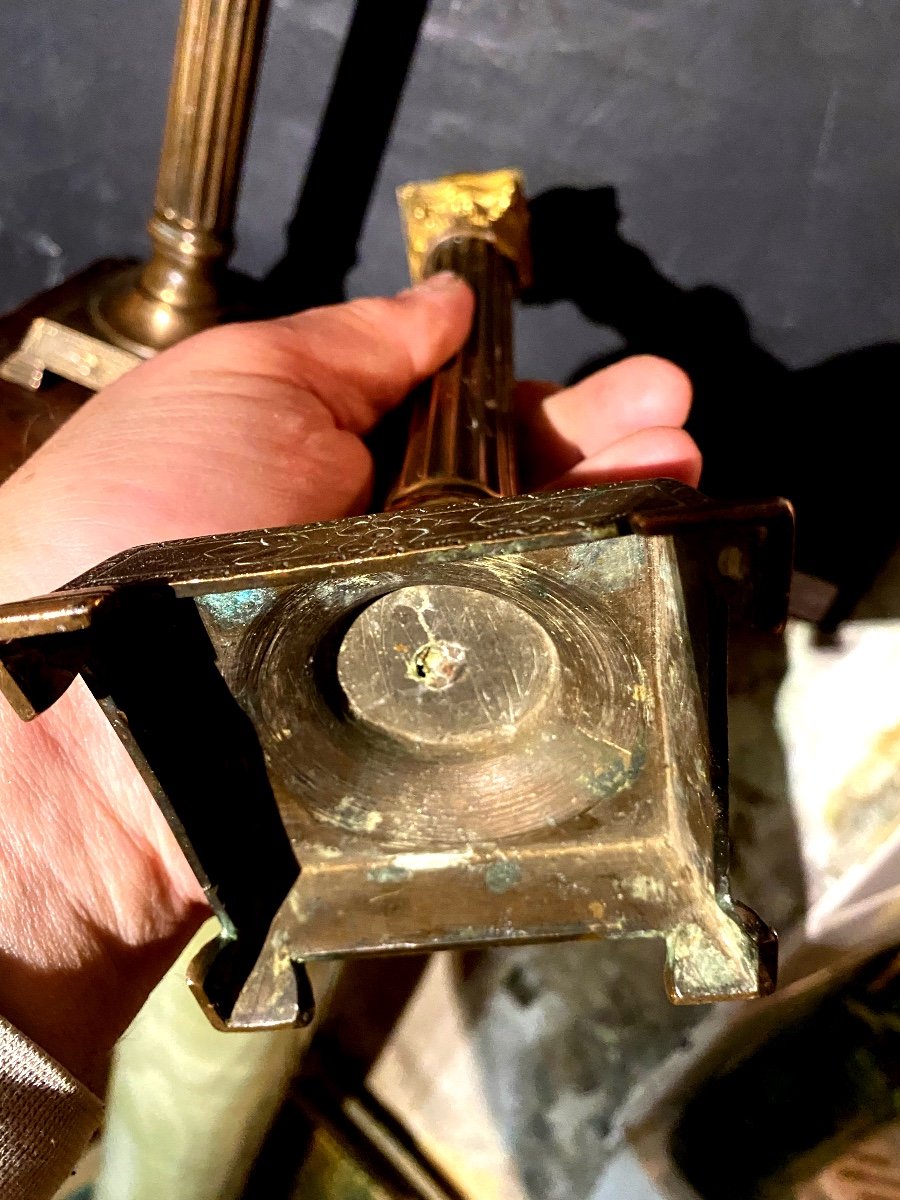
[135,271,474,435]
[0,277,473,595]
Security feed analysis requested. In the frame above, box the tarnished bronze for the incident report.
[396,168,532,289]
[390,169,527,508]
[0,171,794,1030]
[0,0,266,442]
[0,318,141,393]
[94,0,268,355]
[0,260,136,478]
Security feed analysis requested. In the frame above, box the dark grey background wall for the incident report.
[0,0,898,607]
[3,0,900,377]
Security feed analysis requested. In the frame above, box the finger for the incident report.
[140,271,475,435]
[519,356,692,487]
[546,427,702,490]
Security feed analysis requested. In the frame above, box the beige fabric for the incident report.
[0,1016,102,1199]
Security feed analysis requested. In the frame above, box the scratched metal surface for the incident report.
[64,481,679,591]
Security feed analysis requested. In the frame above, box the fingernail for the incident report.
[412,270,465,294]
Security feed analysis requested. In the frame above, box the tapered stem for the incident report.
[97,0,269,353]
[388,237,519,509]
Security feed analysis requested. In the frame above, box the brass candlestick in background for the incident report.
[95,0,269,355]
[0,170,792,1031]
[0,0,269,468]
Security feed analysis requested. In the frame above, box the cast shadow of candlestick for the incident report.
[258,0,429,509]
[525,185,900,632]
[261,0,429,318]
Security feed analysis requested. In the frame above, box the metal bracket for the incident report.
[0,317,141,393]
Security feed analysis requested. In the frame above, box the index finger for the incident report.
[517,356,693,488]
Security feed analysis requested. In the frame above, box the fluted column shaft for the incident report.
[389,237,519,509]
[151,0,265,281]
[99,0,269,352]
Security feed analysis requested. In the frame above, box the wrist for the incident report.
[0,684,208,1092]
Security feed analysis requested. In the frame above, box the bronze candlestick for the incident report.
[0,0,268,473]
[0,170,793,1030]
[94,0,268,355]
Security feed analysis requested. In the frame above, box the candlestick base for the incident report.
[0,259,138,480]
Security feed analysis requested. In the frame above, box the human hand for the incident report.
[0,274,698,1090]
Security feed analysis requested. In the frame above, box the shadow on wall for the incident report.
[525,185,900,632]
[262,0,429,317]
[259,0,900,638]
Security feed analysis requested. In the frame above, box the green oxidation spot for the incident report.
[368,864,412,885]
[485,860,522,894]
[582,741,647,800]
[199,587,275,626]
